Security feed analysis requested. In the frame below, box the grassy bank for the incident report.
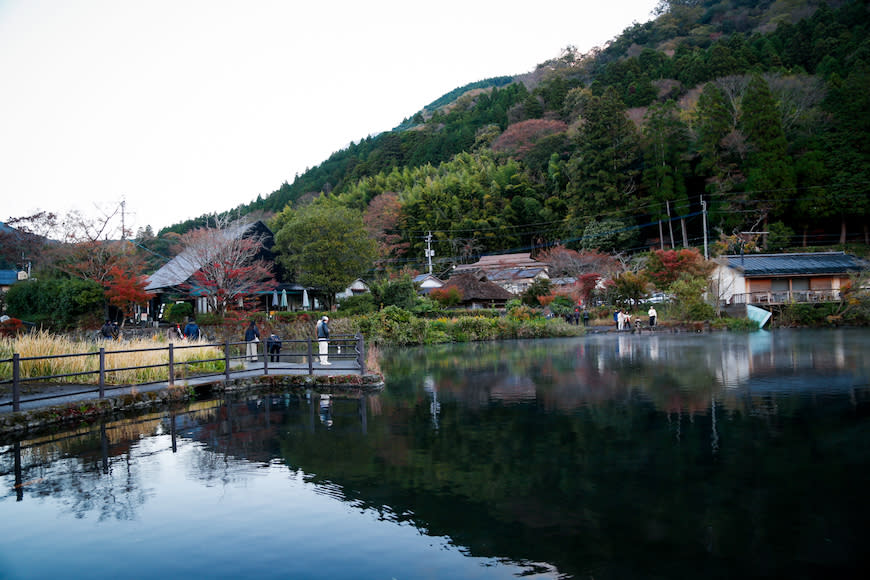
[0,330,225,385]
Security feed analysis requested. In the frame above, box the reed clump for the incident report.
[0,330,224,385]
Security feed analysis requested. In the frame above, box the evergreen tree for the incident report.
[821,65,870,244]
[565,88,642,229]
[740,74,795,238]
[642,100,691,248]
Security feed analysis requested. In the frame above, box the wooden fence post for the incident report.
[168,343,175,388]
[263,340,269,375]
[99,348,106,399]
[224,339,231,381]
[357,333,366,375]
[12,353,20,412]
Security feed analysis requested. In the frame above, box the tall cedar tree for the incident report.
[740,74,795,235]
[642,100,691,247]
[566,87,641,227]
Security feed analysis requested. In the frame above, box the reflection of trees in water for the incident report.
[12,442,147,522]
[381,331,870,418]
[274,382,870,578]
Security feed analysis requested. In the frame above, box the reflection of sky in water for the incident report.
[1,432,556,579]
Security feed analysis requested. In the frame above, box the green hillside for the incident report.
[161,0,870,272]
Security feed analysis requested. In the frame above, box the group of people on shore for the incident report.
[99,320,120,340]
[564,308,591,327]
[167,319,201,341]
[160,316,332,365]
[614,306,658,331]
[243,315,330,365]
[243,320,287,363]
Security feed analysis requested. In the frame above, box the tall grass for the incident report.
[0,330,224,385]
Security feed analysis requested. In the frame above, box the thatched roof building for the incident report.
[442,272,513,309]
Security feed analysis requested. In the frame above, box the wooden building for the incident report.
[711,252,866,306]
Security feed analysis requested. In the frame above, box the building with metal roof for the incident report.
[712,252,866,306]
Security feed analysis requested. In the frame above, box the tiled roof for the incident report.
[454,252,546,271]
[474,267,547,281]
[721,252,866,277]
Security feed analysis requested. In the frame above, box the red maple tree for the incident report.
[645,249,713,290]
[105,265,152,323]
[174,221,276,316]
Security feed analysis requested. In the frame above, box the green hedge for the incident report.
[5,278,104,329]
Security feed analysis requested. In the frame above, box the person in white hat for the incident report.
[315,315,331,365]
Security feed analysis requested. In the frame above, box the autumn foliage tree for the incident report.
[491,119,568,159]
[537,245,620,279]
[104,265,152,325]
[429,286,463,308]
[173,219,276,317]
[363,191,408,264]
[644,248,713,290]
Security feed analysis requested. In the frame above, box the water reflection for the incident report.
[1,329,869,578]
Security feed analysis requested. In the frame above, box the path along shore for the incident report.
[1,359,383,438]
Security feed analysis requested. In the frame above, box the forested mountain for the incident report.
[160,0,870,273]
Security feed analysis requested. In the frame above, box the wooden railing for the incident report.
[728,289,841,305]
[0,334,365,412]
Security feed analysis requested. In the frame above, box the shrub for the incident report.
[164,302,193,323]
[430,287,462,307]
[521,278,552,306]
[369,275,422,311]
[712,317,760,332]
[451,316,499,341]
[357,306,426,345]
[338,293,376,315]
[6,278,104,329]
[0,317,24,337]
[507,302,539,321]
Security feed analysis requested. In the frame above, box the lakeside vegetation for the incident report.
[0,330,226,385]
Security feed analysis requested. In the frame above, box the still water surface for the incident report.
[2,329,869,579]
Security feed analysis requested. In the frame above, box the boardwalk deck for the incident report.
[1,358,363,415]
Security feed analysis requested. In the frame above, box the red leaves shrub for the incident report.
[0,317,24,337]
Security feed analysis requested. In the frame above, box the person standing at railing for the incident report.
[266,333,282,362]
[244,320,260,362]
[316,315,331,365]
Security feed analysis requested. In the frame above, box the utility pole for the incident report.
[121,198,126,240]
[666,200,675,249]
[425,231,434,275]
[701,195,708,260]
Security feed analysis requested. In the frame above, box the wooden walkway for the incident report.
[0,358,362,415]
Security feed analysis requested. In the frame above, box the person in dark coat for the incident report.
[184,319,200,340]
[244,321,260,362]
[266,333,282,362]
[315,315,331,365]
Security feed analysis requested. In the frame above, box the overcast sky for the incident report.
[0,0,659,234]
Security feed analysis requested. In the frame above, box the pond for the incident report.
[2,328,869,579]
